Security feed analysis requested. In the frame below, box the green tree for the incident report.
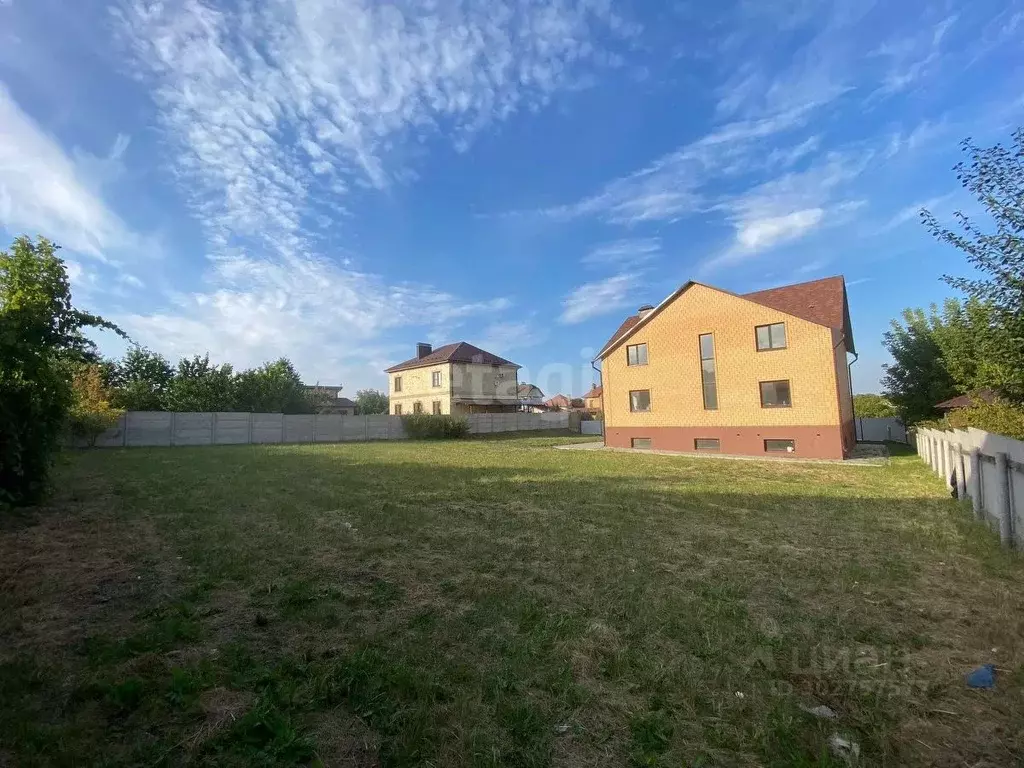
[881,308,958,424]
[106,345,175,411]
[1,236,121,504]
[234,358,311,413]
[355,388,389,415]
[922,127,1024,400]
[164,354,235,412]
[853,394,896,418]
[68,364,123,447]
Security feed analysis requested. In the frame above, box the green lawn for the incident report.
[2,433,1022,766]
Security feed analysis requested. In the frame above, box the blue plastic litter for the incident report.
[966,664,996,689]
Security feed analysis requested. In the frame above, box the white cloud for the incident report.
[878,193,955,232]
[0,84,130,259]
[872,14,958,96]
[542,105,819,224]
[582,237,661,266]
[559,273,639,324]
[734,209,825,253]
[109,0,634,382]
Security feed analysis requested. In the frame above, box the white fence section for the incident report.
[855,417,908,443]
[580,420,603,436]
[914,427,1024,549]
[85,410,571,448]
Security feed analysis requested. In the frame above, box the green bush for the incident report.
[401,414,470,439]
[946,397,1024,440]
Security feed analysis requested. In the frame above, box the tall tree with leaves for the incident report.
[881,307,958,424]
[355,388,389,415]
[1,236,122,504]
[922,128,1024,400]
[234,358,311,413]
[105,345,175,411]
[163,355,235,412]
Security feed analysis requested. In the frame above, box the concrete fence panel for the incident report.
[127,411,172,447]
[855,417,907,443]
[214,413,252,444]
[252,413,284,444]
[915,426,1023,549]
[84,409,569,449]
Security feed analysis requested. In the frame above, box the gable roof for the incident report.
[545,394,571,408]
[517,383,544,397]
[583,385,603,399]
[743,276,854,352]
[597,276,855,358]
[935,389,998,411]
[385,342,518,373]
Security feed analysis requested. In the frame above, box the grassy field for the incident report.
[1,433,1022,766]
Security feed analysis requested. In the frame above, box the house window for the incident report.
[694,438,720,451]
[699,333,717,410]
[626,343,648,366]
[629,390,651,412]
[760,380,792,408]
[756,323,787,351]
[394,375,403,393]
[764,439,796,453]
[432,400,442,415]
[631,438,652,449]
[413,402,423,414]
[432,370,442,387]
[394,404,402,415]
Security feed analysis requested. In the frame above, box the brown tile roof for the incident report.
[545,394,571,408]
[385,342,518,373]
[935,389,998,411]
[598,276,855,357]
[583,385,603,399]
[743,276,854,352]
[600,315,641,356]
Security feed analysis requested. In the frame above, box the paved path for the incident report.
[553,441,888,466]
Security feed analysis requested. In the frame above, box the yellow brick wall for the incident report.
[602,284,842,429]
[833,330,855,443]
[389,363,453,415]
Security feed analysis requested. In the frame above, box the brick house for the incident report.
[582,385,603,415]
[385,342,520,415]
[596,276,856,459]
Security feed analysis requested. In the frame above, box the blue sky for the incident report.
[1,0,1022,397]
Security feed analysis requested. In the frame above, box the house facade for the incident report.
[517,383,546,412]
[582,385,603,415]
[597,277,855,459]
[385,342,520,415]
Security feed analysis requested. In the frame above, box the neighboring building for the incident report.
[597,276,856,459]
[544,394,585,411]
[935,389,997,414]
[385,342,520,415]
[304,385,356,415]
[517,383,546,412]
[583,384,603,415]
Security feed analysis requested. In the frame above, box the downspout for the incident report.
[848,350,859,441]
[591,358,603,431]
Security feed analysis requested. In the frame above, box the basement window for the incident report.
[631,438,652,449]
[764,439,796,453]
[694,438,720,451]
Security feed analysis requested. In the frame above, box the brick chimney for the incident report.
[416,342,432,359]
[637,304,655,319]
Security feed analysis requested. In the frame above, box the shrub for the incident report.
[401,414,470,439]
[67,365,123,447]
[945,397,1024,440]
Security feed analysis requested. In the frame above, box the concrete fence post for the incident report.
[994,452,1013,547]
[969,449,983,520]
[170,412,177,447]
[247,413,253,444]
[956,444,967,500]
[213,412,219,444]
[946,441,957,492]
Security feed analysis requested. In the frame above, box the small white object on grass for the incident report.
[829,734,861,763]
[799,704,837,719]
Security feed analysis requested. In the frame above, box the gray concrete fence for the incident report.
[855,417,907,443]
[83,411,571,448]
[914,427,1023,549]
